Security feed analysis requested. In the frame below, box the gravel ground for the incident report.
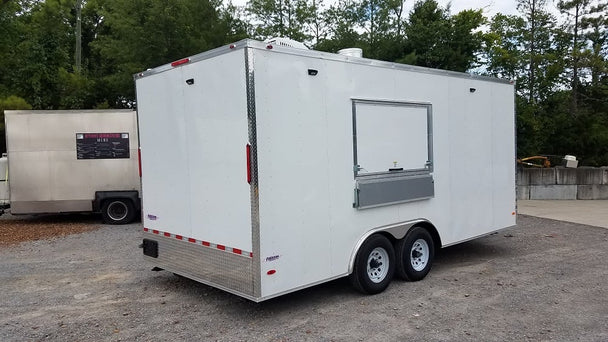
[1,214,607,342]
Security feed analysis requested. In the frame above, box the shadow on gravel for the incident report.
[152,271,359,311]
[434,237,513,268]
[144,236,517,312]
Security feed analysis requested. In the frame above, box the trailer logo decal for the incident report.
[143,228,253,258]
[265,255,280,262]
[147,214,158,220]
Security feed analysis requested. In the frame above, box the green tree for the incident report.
[484,14,526,80]
[400,0,485,72]
[246,0,312,42]
[557,0,607,113]
[89,0,241,107]
[355,0,407,60]
[6,0,75,109]
[315,0,406,60]
[516,0,564,103]
[315,0,364,52]
[0,0,26,98]
[582,8,608,86]
[304,0,331,44]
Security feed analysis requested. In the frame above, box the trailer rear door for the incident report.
[136,51,252,252]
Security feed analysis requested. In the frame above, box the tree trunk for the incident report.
[75,0,82,73]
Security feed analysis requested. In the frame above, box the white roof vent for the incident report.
[338,48,363,58]
[264,37,308,50]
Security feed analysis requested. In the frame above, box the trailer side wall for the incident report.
[5,110,139,214]
[252,47,515,298]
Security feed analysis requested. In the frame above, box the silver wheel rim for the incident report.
[107,201,128,221]
[367,247,389,283]
[410,238,429,271]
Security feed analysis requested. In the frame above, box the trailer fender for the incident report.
[93,191,140,212]
[93,191,140,224]
[348,219,439,275]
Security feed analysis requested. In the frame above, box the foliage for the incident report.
[0,0,606,164]
[400,0,485,71]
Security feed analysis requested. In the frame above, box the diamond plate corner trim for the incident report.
[245,47,262,298]
[144,231,254,296]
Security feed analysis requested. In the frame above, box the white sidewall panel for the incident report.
[252,49,515,288]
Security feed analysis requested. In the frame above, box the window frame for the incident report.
[352,98,434,179]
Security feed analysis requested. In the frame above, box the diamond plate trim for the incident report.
[245,47,262,298]
[144,231,254,296]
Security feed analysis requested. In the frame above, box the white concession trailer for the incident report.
[135,39,516,301]
[1,110,141,224]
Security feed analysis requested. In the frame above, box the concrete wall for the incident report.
[517,167,608,200]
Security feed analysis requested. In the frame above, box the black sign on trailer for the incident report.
[76,133,130,159]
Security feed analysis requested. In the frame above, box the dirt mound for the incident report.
[0,214,100,245]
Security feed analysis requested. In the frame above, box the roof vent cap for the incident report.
[338,48,363,58]
[264,37,308,50]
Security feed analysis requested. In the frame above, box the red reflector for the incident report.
[246,144,252,184]
[188,238,196,243]
[266,44,273,49]
[217,244,226,251]
[138,148,142,177]
[175,235,183,240]
[164,232,170,237]
[202,241,210,247]
[171,58,190,67]
[233,248,242,255]
[143,227,149,232]
[267,270,276,275]
[229,44,235,49]
[152,230,159,235]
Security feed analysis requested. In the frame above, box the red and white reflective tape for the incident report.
[143,227,253,258]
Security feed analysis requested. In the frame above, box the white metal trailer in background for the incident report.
[1,110,141,224]
[135,39,516,302]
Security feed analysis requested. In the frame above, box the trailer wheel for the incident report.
[101,199,135,225]
[395,227,434,281]
[349,234,395,294]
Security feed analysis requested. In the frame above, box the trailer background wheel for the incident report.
[349,234,395,294]
[101,199,135,225]
[396,226,434,281]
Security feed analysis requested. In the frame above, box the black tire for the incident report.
[349,234,395,294]
[101,198,136,225]
[395,226,435,281]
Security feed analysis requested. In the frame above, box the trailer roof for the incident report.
[5,109,135,115]
[134,39,512,85]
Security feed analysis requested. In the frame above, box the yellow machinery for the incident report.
[517,156,551,168]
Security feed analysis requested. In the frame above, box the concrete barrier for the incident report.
[529,185,577,200]
[517,167,608,200]
[577,185,608,200]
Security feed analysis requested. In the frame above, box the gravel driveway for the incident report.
[1,214,607,341]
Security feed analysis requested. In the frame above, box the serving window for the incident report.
[352,99,434,208]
